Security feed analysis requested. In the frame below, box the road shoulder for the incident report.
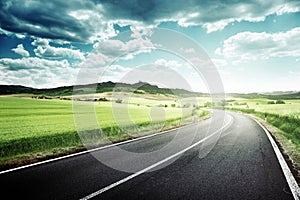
[236,112,300,200]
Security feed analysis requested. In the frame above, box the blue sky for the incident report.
[0,0,300,93]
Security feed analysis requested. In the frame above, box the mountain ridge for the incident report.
[0,81,199,97]
[1,82,299,99]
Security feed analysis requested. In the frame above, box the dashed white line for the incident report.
[0,121,200,175]
[80,115,233,200]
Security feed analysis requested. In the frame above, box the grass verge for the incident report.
[0,107,211,172]
[227,107,300,184]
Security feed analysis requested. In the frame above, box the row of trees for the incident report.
[267,99,285,104]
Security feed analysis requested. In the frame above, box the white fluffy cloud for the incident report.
[31,38,49,47]
[11,44,30,57]
[216,27,300,61]
[0,66,78,88]
[154,59,182,68]
[15,33,26,39]
[0,57,78,88]
[0,57,69,71]
[211,58,228,67]
[31,38,85,60]
[94,37,154,59]
[82,28,155,68]
[34,45,85,60]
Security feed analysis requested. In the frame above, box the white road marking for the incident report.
[80,115,233,200]
[254,119,300,200]
[0,121,204,175]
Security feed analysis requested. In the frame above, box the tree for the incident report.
[276,99,285,104]
[99,97,108,101]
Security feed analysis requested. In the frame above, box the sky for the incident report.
[0,0,300,93]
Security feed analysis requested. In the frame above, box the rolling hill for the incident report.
[0,81,199,97]
[1,82,299,99]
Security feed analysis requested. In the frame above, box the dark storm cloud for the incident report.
[0,0,299,42]
[97,0,300,24]
[96,0,157,22]
[0,0,95,42]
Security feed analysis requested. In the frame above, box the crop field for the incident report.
[254,102,300,116]
[226,98,300,116]
[0,96,208,167]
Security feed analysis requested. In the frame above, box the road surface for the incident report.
[0,110,295,199]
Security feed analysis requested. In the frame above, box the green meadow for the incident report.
[226,98,300,116]
[0,95,208,168]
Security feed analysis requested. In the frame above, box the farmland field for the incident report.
[254,103,300,116]
[0,95,208,168]
[225,98,300,116]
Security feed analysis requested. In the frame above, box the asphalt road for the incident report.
[0,110,295,200]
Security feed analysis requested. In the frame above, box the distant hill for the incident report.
[1,83,299,99]
[227,91,300,100]
[0,85,74,96]
[0,81,199,97]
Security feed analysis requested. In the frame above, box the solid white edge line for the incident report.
[254,118,300,200]
[0,120,202,175]
[79,115,233,200]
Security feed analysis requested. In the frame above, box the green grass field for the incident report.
[226,97,300,116]
[0,96,209,168]
[225,97,300,146]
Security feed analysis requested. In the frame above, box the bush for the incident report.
[133,90,145,94]
[183,103,191,108]
[267,101,275,104]
[276,99,285,104]
[204,102,214,107]
[115,99,122,103]
[99,97,108,101]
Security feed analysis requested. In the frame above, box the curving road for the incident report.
[0,110,296,199]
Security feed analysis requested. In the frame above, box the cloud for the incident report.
[0,57,78,88]
[98,0,300,32]
[31,38,49,47]
[0,66,78,88]
[110,64,194,91]
[211,58,228,67]
[154,59,182,68]
[11,44,30,57]
[15,33,26,39]
[0,57,69,71]
[1,0,299,43]
[179,48,196,54]
[203,19,235,33]
[0,0,116,42]
[82,28,155,68]
[97,37,154,58]
[94,34,154,59]
[216,27,300,61]
[34,46,85,60]
[31,38,85,60]
[77,29,157,86]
